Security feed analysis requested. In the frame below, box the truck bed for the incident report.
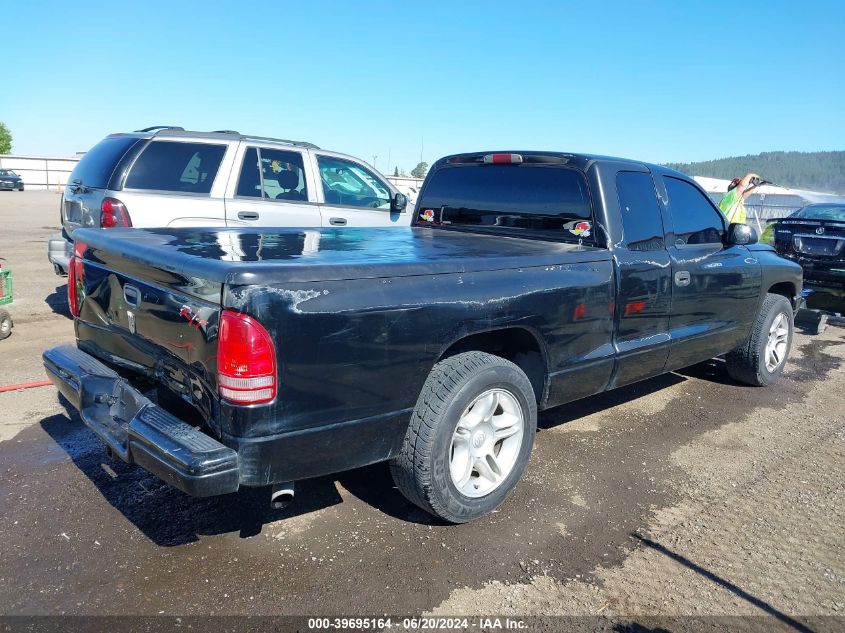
[77,226,608,287]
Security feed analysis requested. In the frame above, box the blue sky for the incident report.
[3,0,843,171]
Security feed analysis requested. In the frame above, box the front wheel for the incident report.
[390,351,537,523]
[726,293,794,386]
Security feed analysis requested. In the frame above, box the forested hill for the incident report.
[665,151,845,194]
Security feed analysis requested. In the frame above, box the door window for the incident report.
[125,141,226,194]
[663,176,725,246]
[236,147,308,201]
[317,156,392,209]
[616,172,665,251]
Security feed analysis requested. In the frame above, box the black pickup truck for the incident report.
[43,151,802,523]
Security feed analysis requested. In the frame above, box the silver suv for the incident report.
[49,127,410,274]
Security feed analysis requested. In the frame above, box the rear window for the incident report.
[69,135,141,189]
[124,141,226,194]
[416,165,593,241]
[791,205,845,221]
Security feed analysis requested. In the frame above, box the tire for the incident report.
[390,351,537,523]
[726,293,793,386]
[0,309,12,340]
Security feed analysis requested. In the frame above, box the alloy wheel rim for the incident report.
[449,388,525,498]
[765,312,789,372]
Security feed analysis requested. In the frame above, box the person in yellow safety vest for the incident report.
[719,173,762,225]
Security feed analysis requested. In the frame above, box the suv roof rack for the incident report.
[239,135,320,149]
[134,126,185,133]
[132,127,320,150]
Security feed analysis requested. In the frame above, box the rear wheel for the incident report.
[726,293,793,386]
[390,351,536,523]
[0,309,12,340]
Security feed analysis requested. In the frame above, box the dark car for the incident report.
[0,169,24,191]
[772,203,845,288]
[43,151,802,523]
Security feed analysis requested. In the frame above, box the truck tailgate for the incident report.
[74,242,223,433]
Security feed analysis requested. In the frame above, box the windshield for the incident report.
[790,205,845,221]
[0,170,16,177]
[416,164,593,242]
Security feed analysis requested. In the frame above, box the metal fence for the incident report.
[707,192,809,231]
[0,154,78,190]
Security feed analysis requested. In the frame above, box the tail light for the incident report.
[68,241,88,317]
[217,310,277,405]
[100,197,132,228]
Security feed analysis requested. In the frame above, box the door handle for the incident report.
[329,217,347,226]
[674,271,691,287]
[237,211,259,221]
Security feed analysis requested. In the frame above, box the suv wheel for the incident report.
[390,351,536,523]
[726,293,793,386]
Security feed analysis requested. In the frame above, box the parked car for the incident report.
[772,203,845,288]
[43,150,802,523]
[47,127,410,275]
[0,169,24,191]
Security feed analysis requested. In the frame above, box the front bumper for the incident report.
[43,345,239,497]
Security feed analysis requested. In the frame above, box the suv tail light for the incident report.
[217,310,277,405]
[68,241,88,317]
[100,197,132,228]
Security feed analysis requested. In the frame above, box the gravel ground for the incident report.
[0,192,843,629]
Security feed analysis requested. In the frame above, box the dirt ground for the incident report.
[0,191,843,628]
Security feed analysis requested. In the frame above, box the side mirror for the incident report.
[728,223,758,245]
[391,192,408,213]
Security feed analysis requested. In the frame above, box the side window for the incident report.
[125,141,226,194]
[616,172,665,251]
[235,147,308,201]
[317,155,392,209]
[236,147,261,197]
[663,176,725,246]
[69,135,141,188]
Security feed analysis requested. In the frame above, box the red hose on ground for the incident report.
[0,380,53,393]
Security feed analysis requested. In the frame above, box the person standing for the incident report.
[719,173,762,224]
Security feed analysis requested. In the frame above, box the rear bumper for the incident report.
[43,345,239,497]
[779,252,845,288]
[48,232,71,275]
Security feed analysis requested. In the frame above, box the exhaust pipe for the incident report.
[270,482,295,510]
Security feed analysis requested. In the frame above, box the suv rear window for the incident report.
[124,141,226,194]
[69,135,141,189]
[416,165,593,241]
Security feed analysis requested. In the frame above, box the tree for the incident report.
[664,151,845,194]
[411,161,428,179]
[393,166,399,177]
[0,122,11,154]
